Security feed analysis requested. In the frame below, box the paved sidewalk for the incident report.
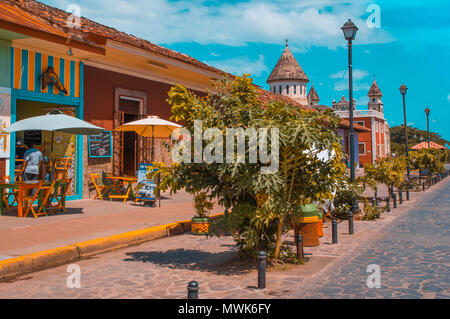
[0,176,447,298]
[0,190,223,260]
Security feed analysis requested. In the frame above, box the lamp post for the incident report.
[342,19,359,212]
[424,107,430,149]
[400,84,411,200]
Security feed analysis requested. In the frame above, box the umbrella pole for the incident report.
[151,125,154,163]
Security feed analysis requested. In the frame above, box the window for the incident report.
[286,85,289,95]
[294,85,297,95]
[279,86,282,94]
[375,122,379,132]
[358,142,366,155]
[354,121,365,127]
[381,124,384,133]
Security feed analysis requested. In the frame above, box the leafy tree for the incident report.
[159,75,347,261]
[409,148,448,174]
[390,125,449,157]
[364,156,407,197]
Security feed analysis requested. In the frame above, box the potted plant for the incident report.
[191,192,214,235]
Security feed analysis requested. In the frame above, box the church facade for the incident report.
[266,42,374,168]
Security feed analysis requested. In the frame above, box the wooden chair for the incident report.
[23,181,47,218]
[90,173,113,200]
[1,176,21,209]
[46,179,71,213]
[37,181,56,214]
[14,159,26,183]
[54,158,72,181]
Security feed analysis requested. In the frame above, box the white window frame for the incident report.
[358,142,366,155]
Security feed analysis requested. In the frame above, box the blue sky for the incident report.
[45,0,450,141]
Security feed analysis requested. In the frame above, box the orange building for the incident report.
[332,79,390,167]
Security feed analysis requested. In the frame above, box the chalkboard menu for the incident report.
[88,131,112,158]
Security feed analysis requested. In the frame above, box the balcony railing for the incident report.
[333,109,385,120]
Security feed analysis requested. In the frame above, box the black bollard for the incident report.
[393,193,397,209]
[257,251,266,289]
[386,197,391,212]
[187,281,199,299]
[348,211,354,235]
[296,234,304,262]
[406,189,410,201]
[332,219,338,244]
[422,182,426,191]
[399,191,403,204]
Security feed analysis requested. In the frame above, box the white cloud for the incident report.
[330,69,370,80]
[45,0,395,48]
[204,55,269,77]
[330,69,371,92]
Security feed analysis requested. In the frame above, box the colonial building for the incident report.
[332,79,390,167]
[267,41,370,166]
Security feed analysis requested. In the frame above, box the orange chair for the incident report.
[23,181,47,218]
[14,159,26,182]
[46,178,71,213]
[90,173,113,200]
[54,158,72,181]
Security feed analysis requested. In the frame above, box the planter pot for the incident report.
[191,217,211,235]
[294,216,320,247]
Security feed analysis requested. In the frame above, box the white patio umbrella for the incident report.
[6,110,104,154]
[114,115,181,161]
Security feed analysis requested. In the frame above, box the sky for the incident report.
[44,0,450,141]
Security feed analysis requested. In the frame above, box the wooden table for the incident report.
[106,176,137,202]
[0,181,55,217]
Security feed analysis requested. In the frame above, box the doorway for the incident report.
[119,97,140,176]
[123,113,138,176]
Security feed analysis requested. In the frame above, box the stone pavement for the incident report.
[0,177,448,298]
[0,190,223,260]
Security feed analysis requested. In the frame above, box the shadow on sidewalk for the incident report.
[123,248,254,275]
[0,207,84,218]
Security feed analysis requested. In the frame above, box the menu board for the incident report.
[88,131,112,158]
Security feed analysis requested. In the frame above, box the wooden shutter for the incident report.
[113,111,124,176]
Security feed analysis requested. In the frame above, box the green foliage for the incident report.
[390,125,449,157]
[192,192,214,218]
[331,176,368,219]
[409,148,447,174]
[364,156,407,194]
[163,75,347,260]
[362,200,384,220]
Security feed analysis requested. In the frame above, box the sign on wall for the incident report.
[0,88,11,159]
[88,131,112,158]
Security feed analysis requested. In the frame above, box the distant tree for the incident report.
[390,125,449,157]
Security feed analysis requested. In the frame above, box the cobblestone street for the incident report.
[0,178,448,299]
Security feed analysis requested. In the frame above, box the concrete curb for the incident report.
[0,212,224,281]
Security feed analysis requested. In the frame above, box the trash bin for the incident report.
[294,204,320,247]
[317,212,324,237]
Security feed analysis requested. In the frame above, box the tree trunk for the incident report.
[274,215,284,259]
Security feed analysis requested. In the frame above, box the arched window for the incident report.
[279,86,282,94]
[286,85,289,95]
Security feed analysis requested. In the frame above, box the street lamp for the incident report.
[342,19,359,212]
[425,107,431,149]
[399,83,410,200]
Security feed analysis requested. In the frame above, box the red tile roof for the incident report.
[411,141,446,150]
[3,0,369,134]
[7,0,229,76]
